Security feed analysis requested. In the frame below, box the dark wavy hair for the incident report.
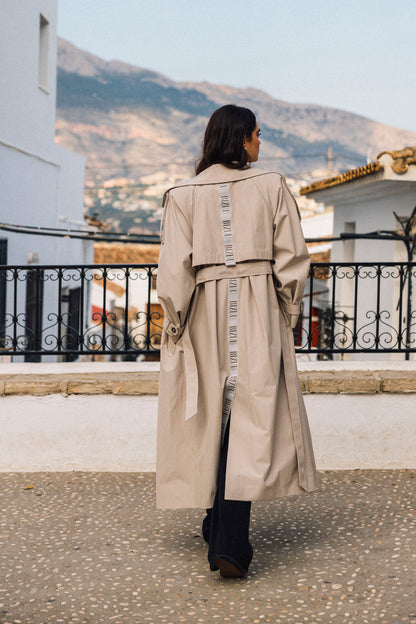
[195,104,257,175]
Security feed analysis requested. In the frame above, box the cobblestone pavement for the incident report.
[0,470,415,624]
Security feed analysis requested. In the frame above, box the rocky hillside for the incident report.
[55,38,416,233]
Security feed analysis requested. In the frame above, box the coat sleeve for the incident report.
[157,191,195,342]
[272,176,310,329]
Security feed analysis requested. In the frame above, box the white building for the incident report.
[301,148,416,264]
[300,147,416,360]
[0,0,92,360]
[301,209,334,257]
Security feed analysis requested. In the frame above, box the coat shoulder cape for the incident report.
[162,164,283,206]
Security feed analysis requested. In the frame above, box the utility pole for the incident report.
[326,147,332,176]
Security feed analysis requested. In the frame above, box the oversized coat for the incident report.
[156,164,317,509]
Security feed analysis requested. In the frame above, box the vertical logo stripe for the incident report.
[219,183,236,267]
[218,182,239,440]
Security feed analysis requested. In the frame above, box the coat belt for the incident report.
[182,261,273,422]
[195,260,273,285]
[181,323,199,422]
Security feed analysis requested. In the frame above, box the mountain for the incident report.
[55,38,416,232]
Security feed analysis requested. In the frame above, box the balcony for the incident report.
[1,261,416,361]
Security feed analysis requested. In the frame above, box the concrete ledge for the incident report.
[301,370,416,394]
[1,361,415,471]
[0,362,160,396]
[1,361,416,396]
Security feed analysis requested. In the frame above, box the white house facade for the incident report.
[0,0,91,266]
[300,147,416,361]
[0,0,92,361]
[301,149,416,264]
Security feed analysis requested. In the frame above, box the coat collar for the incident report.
[162,164,278,205]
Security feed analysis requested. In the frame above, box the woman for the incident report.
[157,104,317,578]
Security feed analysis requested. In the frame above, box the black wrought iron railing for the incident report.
[298,263,416,358]
[0,264,160,361]
[0,262,415,361]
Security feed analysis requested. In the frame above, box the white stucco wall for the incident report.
[0,141,89,266]
[0,0,57,152]
[0,0,92,360]
[301,209,333,255]
[330,187,416,265]
[1,362,415,472]
[2,391,415,473]
[0,0,91,268]
[0,394,158,472]
[305,394,416,470]
[308,156,416,266]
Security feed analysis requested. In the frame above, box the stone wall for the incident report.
[1,361,415,471]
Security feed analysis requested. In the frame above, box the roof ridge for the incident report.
[300,161,383,195]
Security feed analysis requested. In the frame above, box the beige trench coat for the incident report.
[156,164,317,509]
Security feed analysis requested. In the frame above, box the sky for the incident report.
[58,0,416,133]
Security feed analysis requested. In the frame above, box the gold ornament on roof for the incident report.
[376,146,416,174]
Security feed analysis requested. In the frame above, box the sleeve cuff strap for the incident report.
[284,302,302,315]
[165,320,182,338]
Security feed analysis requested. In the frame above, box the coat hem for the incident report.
[156,480,319,510]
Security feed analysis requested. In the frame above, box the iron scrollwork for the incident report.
[1,261,416,360]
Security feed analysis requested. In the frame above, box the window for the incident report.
[38,14,50,91]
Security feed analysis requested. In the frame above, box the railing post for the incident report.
[57,267,63,352]
[405,262,412,360]
[124,266,130,353]
[146,267,152,351]
[79,267,85,353]
[308,265,313,350]
[352,266,359,350]
[330,264,337,352]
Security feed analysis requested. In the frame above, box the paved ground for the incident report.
[0,470,415,624]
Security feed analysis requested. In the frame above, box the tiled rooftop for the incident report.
[94,243,160,265]
[300,145,416,196]
[300,162,383,196]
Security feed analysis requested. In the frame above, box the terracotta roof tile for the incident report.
[94,243,160,265]
[300,161,383,195]
[309,249,331,263]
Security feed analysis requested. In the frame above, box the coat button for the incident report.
[171,327,177,334]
